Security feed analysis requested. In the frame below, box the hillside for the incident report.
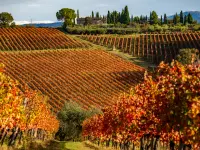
[168,11,200,23]
[0,28,90,50]
[0,50,145,113]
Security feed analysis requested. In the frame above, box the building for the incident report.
[77,17,107,25]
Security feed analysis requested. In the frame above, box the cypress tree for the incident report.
[77,10,79,19]
[173,13,180,24]
[131,15,134,23]
[123,6,130,24]
[120,9,125,24]
[92,11,94,18]
[184,15,188,25]
[164,13,168,24]
[161,15,163,25]
[188,13,193,24]
[151,11,158,24]
[96,12,100,19]
[107,11,111,24]
[180,10,184,24]
[149,11,152,24]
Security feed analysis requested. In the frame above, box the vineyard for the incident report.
[0,50,145,113]
[79,32,200,64]
[0,28,91,51]
[0,64,59,146]
[83,62,200,149]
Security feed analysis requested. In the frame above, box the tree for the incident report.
[107,11,111,24]
[131,15,134,23]
[123,5,130,24]
[56,101,101,141]
[92,11,94,18]
[0,12,14,27]
[77,10,79,19]
[184,15,188,25]
[151,11,158,24]
[56,8,76,28]
[180,10,184,24]
[96,12,100,19]
[133,16,140,23]
[160,15,163,25]
[173,13,180,24]
[164,13,168,24]
[188,13,193,24]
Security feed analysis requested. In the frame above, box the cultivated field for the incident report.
[0,50,145,112]
[79,32,200,63]
[0,28,91,51]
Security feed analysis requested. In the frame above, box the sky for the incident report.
[0,0,199,24]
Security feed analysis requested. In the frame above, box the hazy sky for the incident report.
[0,0,199,23]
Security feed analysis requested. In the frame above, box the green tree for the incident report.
[188,13,193,24]
[123,5,130,24]
[131,15,134,23]
[160,15,163,25]
[164,13,168,24]
[0,12,14,27]
[151,11,158,24]
[92,11,94,18]
[56,101,101,141]
[180,10,184,24]
[96,12,100,18]
[184,15,188,25]
[173,13,180,24]
[107,11,111,24]
[133,16,140,23]
[77,10,79,19]
[56,8,76,28]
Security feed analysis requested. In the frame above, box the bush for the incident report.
[55,101,102,141]
[176,48,199,64]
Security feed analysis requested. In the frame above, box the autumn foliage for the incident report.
[82,61,200,149]
[0,63,59,146]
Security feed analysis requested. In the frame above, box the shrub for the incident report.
[56,101,102,141]
[176,48,199,64]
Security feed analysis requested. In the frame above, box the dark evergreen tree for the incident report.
[149,11,152,24]
[96,12,100,18]
[123,5,130,24]
[146,15,148,22]
[92,11,94,18]
[184,15,188,25]
[188,13,193,24]
[77,10,79,19]
[173,13,180,24]
[107,11,111,24]
[161,15,163,25]
[131,15,134,23]
[180,10,184,24]
[164,13,168,24]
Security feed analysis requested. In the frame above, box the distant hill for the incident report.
[168,11,200,23]
[21,22,63,28]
